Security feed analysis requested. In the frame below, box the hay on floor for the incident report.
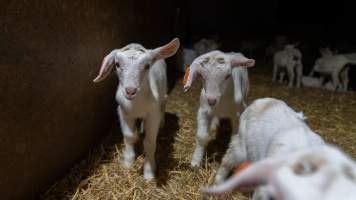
[42,71,356,200]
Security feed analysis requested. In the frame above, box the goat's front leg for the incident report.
[143,110,161,180]
[296,64,302,88]
[191,108,211,167]
[118,106,137,167]
[215,134,246,184]
[278,71,285,83]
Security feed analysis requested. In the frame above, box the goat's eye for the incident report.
[202,57,209,64]
[293,157,322,176]
[217,57,225,64]
[115,63,120,69]
[144,64,150,70]
[225,74,231,80]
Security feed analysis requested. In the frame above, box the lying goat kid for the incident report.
[209,98,325,199]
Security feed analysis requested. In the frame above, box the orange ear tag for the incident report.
[234,160,252,176]
[183,65,190,85]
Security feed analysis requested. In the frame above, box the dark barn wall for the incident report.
[0,1,177,199]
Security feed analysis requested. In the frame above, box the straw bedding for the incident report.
[42,69,356,200]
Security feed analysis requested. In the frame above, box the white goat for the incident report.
[203,144,356,200]
[273,44,303,87]
[310,50,356,91]
[93,38,180,180]
[183,51,255,167]
[208,98,325,199]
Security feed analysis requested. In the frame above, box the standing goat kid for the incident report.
[183,51,255,167]
[273,44,303,87]
[93,38,180,180]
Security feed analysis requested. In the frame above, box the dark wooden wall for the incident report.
[0,1,177,199]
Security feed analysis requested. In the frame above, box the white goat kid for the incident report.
[93,38,180,180]
[203,145,356,200]
[183,51,255,167]
[273,45,303,87]
[210,98,326,200]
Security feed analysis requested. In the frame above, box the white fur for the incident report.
[93,38,180,180]
[301,76,323,88]
[183,51,255,167]
[273,45,303,88]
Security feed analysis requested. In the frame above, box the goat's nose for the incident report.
[125,87,137,96]
[207,97,217,106]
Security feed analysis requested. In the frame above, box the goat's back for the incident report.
[239,98,324,161]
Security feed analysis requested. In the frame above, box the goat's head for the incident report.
[183,51,255,106]
[93,38,180,100]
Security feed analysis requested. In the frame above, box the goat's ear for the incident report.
[183,63,199,92]
[152,38,180,61]
[200,157,284,196]
[93,50,118,83]
[230,53,255,68]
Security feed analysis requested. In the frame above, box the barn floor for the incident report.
[42,68,356,200]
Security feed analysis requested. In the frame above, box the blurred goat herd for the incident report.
[93,37,356,200]
[180,35,356,91]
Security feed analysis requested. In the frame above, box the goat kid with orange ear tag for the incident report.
[183,50,255,167]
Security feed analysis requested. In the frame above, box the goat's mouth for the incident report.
[125,94,136,100]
